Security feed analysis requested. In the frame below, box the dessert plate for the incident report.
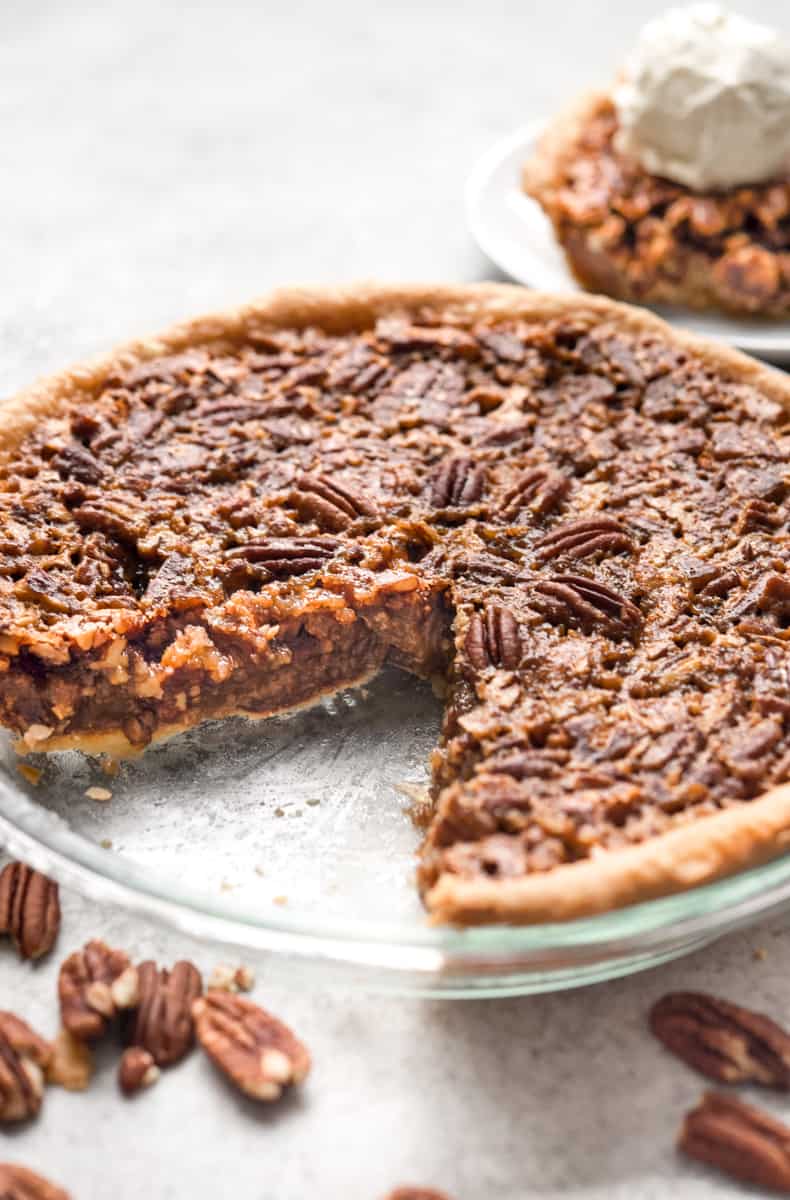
[2,666,790,998]
[467,122,790,365]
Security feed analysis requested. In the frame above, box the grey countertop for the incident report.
[3,1,790,1196]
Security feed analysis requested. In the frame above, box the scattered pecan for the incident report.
[118,1046,160,1096]
[192,991,310,1102]
[383,1190,453,1200]
[0,862,60,961]
[679,1091,790,1193]
[650,992,790,1088]
[535,516,634,563]
[530,574,642,638]
[0,1163,71,1200]
[455,553,525,585]
[126,960,202,1066]
[465,604,521,671]
[225,535,340,578]
[71,497,148,546]
[291,473,379,532]
[207,963,255,994]
[375,317,479,358]
[428,456,486,510]
[501,467,570,520]
[46,1028,93,1092]
[58,940,138,1042]
[0,1012,51,1123]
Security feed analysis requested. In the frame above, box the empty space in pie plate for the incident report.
[0,668,438,925]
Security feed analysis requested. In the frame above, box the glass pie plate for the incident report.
[1,666,789,997]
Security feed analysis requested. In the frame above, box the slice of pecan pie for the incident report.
[3,283,790,925]
[523,93,790,318]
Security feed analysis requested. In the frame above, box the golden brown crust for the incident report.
[523,94,790,318]
[7,283,790,925]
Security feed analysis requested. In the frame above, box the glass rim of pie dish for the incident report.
[1,753,789,998]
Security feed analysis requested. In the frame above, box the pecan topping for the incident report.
[118,1046,160,1096]
[465,604,521,671]
[58,940,138,1042]
[126,960,202,1066]
[429,457,486,510]
[0,862,60,961]
[192,991,310,1102]
[225,535,340,578]
[291,473,379,532]
[530,574,642,638]
[501,467,570,520]
[738,497,784,535]
[0,1012,51,1123]
[680,1091,790,1193]
[535,516,634,562]
[650,992,790,1088]
[0,1164,71,1200]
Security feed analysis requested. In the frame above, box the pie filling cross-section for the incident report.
[3,284,790,925]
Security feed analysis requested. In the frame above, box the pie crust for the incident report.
[3,283,790,926]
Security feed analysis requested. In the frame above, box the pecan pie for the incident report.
[4,284,790,925]
[523,93,790,318]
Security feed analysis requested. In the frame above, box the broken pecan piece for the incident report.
[680,1091,790,1193]
[291,473,378,532]
[383,1190,453,1200]
[428,456,486,510]
[58,940,138,1042]
[192,991,310,1101]
[465,604,521,671]
[535,516,633,562]
[118,1046,160,1096]
[126,960,202,1066]
[0,1163,71,1200]
[46,1028,93,1093]
[501,467,570,520]
[0,1012,51,1123]
[530,574,642,638]
[0,862,60,961]
[225,535,340,578]
[650,992,790,1087]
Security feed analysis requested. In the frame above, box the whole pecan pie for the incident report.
[523,93,790,318]
[3,283,790,925]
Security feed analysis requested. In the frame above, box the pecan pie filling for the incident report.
[525,96,790,317]
[2,292,790,921]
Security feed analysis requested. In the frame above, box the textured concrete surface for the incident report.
[3,1,790,1196]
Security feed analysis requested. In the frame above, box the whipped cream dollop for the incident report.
[613,4,790,191]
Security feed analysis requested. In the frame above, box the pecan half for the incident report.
[291,473,378,532]
[465,604,521,671]
[0,862,60,961]
[225,535,340,578]
[118,1046,160,1096]
[58,940,138,1042]
[428,457,486,510]
[126,960,202,1066]
[0,1012,51,1123]
[680,1091,790,1193]
[0,1164,71,1200]
[535,516,634,563]
[650,992,790,1088]
[501,467,570,520]
[193,992,310,1102]
[530,574,642,638]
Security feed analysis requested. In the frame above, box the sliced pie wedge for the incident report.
[3,284,790,924]
[523,92,790,318]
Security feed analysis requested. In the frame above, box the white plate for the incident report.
[467,122,790,364]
